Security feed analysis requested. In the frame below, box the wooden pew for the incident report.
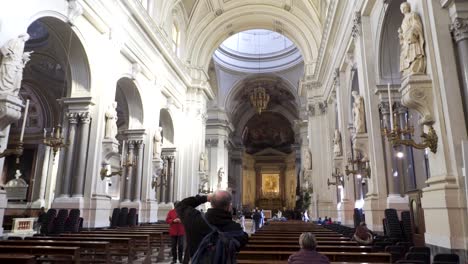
[0,254,36,264]
[0,245,80,264]
[0,240,110,264]
[62,233,150,264]
[250,235,350,241]
[237,251,391,262]
[247,239,357,246]
[243,244,373,253]
[26,236,134,264]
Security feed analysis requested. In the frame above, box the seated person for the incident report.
[288,232,330,264]
[353,222,373,245]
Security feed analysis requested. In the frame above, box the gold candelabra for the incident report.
[345,153,371,179]
[0,143,23,159]
[328,168,344,188]
[100,155,134,181]
[382,122,438,154]
[43,125,67,156]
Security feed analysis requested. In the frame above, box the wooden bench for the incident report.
[247,239,357,246]
[62,233,150,264]
[0,240,110,264]
[0,254,36,264]
[237,251,391,262]
[27,236,134,264]
[0,245,80,264]
[243,244,373,253]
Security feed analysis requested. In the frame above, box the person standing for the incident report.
[259,209,265,228]
[252,209,261,231]
[166,201,185,264]
[175,191,248,261]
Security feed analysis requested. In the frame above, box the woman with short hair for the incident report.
[288,232,330,264]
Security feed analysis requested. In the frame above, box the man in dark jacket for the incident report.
[176,190,249,261]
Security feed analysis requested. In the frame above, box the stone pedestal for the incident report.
[0,190,6,236]
[87,195,112,228]
[387,194,409,214]
[338,199,355,226]
[0,94,23,137]
[157,202,174,221]
[363,196,386,232]
[140,199,158,223]
[400,75,434,126]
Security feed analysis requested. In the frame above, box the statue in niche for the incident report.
[398,2,426,77]
[302,148,312,171]
[199,152,208,172]
[0,34,32,95]
[352,91,366,134]
[199,172,209,193]
[333,129,342,157]
[104,101,118,139]
[217,167,224,189]
[153,127,163,159]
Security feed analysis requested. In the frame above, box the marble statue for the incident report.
[303,148,312,170]
[104,101,118,139]
[217,167,224,189]
[0,34,32,95]
[153,127,162,159]
[199,152,208,172]
[352,91,366,133]
[333,129,342,157]
[398,2,426,77]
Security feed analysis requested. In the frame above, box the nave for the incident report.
[0,0,467,263]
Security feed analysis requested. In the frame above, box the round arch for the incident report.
[185,4,320,72]
[115,77,144,130]
[159,108,175,146]
[25,16,91,96]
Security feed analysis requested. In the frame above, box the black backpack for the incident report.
[191,214,245,264]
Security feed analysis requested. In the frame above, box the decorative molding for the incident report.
[319,101,328,115]
[351,12,362,39]
[333,68,340,86]
[450,17,468,43]
[205,138,219,147]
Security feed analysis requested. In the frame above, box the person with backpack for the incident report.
[166,201,185,264]
[176,190,248,264]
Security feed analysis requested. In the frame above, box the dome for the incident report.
[214,29,302,73]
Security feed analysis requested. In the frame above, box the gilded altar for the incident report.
[242,148,296,210]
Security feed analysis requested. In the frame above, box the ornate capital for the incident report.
[351,12,362,38]
[67,112,79,124]
[319,101,328,115]
[78,112,90,123]
[450,17,468,43]
[378,102,390,115]
[205,138,219,147]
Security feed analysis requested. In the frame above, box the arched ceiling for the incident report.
[177,0,326,73]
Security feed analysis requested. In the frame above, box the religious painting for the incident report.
[261,174,279,198]
[242,112,294,154]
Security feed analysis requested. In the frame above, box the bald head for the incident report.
[211,190,232,211]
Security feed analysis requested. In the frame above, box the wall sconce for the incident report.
[100,151,134,181]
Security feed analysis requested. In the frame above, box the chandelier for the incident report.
[249,86,270,114]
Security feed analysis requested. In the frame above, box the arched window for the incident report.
[172,22,180,55]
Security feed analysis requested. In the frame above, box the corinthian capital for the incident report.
[351,12,362,39]
[78,112,90,123]
[450,17,468,43]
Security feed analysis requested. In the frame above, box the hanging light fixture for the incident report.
[250,86,270,114]
[249,32,270,114]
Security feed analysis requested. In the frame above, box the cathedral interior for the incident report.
[0,0,467,262]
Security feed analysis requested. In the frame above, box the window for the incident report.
[172,23,180,55]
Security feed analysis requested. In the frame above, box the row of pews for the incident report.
[0,222,171,264]
[237,221,392,264]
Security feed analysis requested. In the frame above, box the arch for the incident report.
[25,16,91,96]
[115,77,144,130]
[377,0,404,84]
[159,108,175,146]
[185,4,320,72]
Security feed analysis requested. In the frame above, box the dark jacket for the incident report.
[176,195,249,257]
[288,249,330,264]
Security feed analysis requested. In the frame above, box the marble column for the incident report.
[450,17,468,127]
[167,156,175,202]
[123,141,135,202]
[133,140,144,202]
[34,145,51,206]
[72,112,90,197]
[60,113,78,197]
